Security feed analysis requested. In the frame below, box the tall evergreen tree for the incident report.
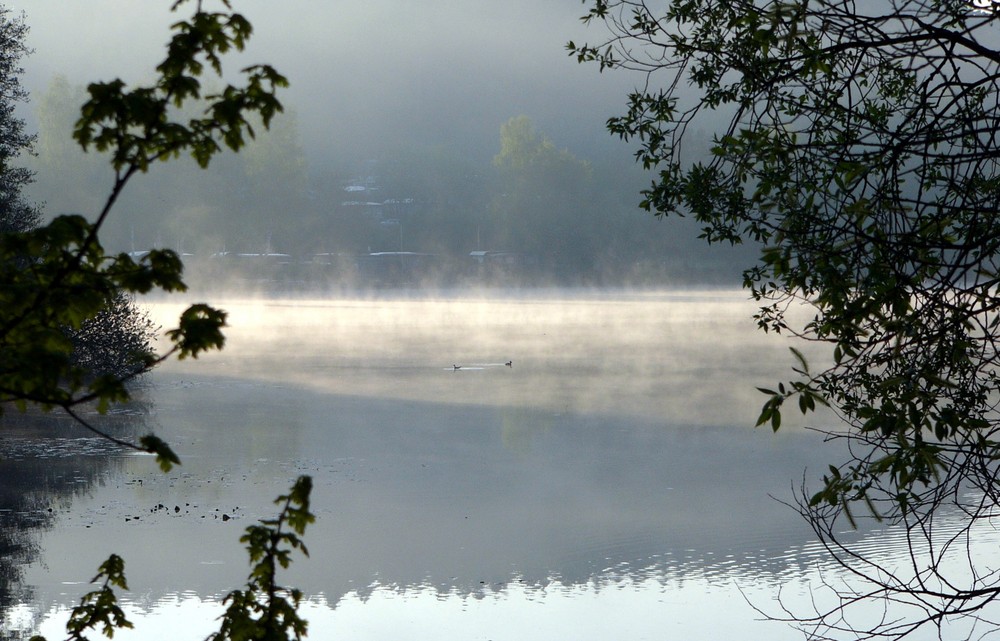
[0,7,37,235]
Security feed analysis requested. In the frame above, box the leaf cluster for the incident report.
[29,477,314,641]
[575,0,1000,513]
[1,0,285,471]
[576,0,1000,635]
[74,0,287,176]
[209,476,314,641]
[5,5,314,641]
[27,554,132,641]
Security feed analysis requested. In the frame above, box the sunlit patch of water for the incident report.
[145,290,822,428]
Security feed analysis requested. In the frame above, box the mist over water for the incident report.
[150,290,788,426]
[1,289,959,641]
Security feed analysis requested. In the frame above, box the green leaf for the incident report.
[789,346,808,373]
[165,304,228,359]
[139,435,181,472]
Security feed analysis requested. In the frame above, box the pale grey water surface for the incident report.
[1,290,962,640]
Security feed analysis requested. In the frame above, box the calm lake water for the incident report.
[0,290,961,640]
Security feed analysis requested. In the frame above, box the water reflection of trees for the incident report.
[0,404,148,638]
[0,377,940,639]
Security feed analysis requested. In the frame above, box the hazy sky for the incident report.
[5,0,641,165]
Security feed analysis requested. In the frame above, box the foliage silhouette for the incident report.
[0,2,315,640]
[0,0,286,466]
[574,0,1000,637]
[27,476,314,641]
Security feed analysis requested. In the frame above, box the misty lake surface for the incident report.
[2,290,949,640]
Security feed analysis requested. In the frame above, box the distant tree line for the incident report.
[28,81,750,286]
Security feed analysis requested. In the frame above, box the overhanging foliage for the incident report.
[574,0,1000,636]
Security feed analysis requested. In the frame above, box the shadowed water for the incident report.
[3,290,964,640]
